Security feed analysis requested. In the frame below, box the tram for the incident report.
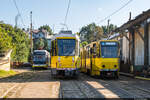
[32,50,50,69]
[80,40,120,79]
[50,30,80,77]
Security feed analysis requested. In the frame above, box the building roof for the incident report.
[32,29,48,34]
[116,9,150,32]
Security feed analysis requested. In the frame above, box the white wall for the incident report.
[134,27,144,65]
[122,33,129,64]
[148,24,150,65]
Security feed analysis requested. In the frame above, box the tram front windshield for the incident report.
[100,42,118,58]
[57,39,75,56]
[33,52,46,64]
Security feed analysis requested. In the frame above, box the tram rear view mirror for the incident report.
[90,48,93,54]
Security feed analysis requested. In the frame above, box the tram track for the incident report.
[118,76,150,97]
[80,73,150,98]
[1,70,150,98]
[99,75,150,98]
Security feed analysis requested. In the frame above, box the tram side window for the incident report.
[51,41,54,56]
[55,40,57,56]
[86,46,90,58]
[93,44,97,58]
[51,41,57,56]
[75,40,79,56]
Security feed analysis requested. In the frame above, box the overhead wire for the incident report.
[97,0,133,24]
[63,0,71,30]
[13,0,25,27]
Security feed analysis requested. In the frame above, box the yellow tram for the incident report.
[80,40,120,78]
[50,30,80,77]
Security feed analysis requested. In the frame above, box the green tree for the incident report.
[38,25,53,35]
[11,27,30,62]
[80,41,88,47]
[102,24,117,36]
[0,27,12,52]
[79,23,103,43]
[0,23,30,62]
[33,38,48,50]
[75,32,80,36]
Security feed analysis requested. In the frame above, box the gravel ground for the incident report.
[0,69,150,99]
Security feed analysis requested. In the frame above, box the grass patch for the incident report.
[0,70,17,78]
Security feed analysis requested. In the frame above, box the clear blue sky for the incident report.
[0,0,150,33]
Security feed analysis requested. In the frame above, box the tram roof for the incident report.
[51,33,80,41]
[33,50,49,53]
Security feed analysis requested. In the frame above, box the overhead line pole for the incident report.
[107,19,110,35]
[63,0,71,30]
[30,11,33,54]
[13,0,25,27]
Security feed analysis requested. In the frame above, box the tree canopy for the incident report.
[79,23,117,46]
[0,23,30,62]
[79,23,103,43]
[33,38,48,50]
[102,24,117,36]
[38,25,53,35]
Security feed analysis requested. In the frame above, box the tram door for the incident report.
[91,43,97,70]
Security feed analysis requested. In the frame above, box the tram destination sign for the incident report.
[101,42,117,46]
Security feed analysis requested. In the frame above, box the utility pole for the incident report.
[30,11,33,54]
[53,24,55,34]
[15,14,20,27]
[107,19,110,35]
[129,12,131,21]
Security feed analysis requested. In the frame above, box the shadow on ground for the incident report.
[0,68,147,98]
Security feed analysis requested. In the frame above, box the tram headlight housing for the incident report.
[58,57,61,62]
[102,65,105,68]
[114,65,117,68]
[72,57,75,63]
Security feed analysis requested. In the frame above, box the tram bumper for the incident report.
[59,68,79,76]
[64,68,79,76]
[51,68,79,77]
[100,69,118,77]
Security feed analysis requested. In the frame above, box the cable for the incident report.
[63,0,71,30]
[13,0,25,27]
[97,0,133,24]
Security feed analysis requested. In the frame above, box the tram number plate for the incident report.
[107,73,111,75]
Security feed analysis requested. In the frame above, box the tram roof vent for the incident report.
[59,30,72,34]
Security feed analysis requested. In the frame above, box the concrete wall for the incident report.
[0,50,12,71]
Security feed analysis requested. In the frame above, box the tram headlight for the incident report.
[102,65,105,68]
[72,57,75,63]
[58,57,61,62]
